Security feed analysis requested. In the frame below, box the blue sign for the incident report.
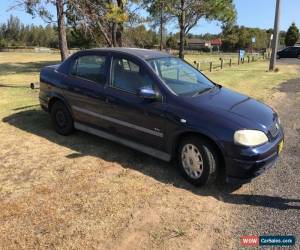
[239,50,245,60]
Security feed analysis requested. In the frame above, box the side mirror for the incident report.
[138,87,159,100]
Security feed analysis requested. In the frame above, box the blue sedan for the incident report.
[39,48,284,186]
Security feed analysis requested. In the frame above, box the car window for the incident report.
[147,57,214,96]
[71,55,107,84]
[111,57,154,94]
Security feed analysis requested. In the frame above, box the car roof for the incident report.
[86,47,172,60]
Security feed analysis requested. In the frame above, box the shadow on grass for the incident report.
[0,60,60,74]
[2,109,300,210]
[276,78,300,93]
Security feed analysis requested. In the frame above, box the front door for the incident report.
[104,55,167,151]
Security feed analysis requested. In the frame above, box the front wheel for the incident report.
[177,137,219,186]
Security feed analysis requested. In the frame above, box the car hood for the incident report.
[182,86,276,130]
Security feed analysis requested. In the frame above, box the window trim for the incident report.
[68,54,108,85]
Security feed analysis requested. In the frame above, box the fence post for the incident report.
[229,58,232,67]
[247,56,250,63]
[252,56,255,62]
[210,62,213,72]
[197,62,200,70]
[220,58,223,69]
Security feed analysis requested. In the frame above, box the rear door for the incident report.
[103,54,167,150]
[62,52,112,131]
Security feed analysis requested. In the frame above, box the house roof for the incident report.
[211,38,222,46]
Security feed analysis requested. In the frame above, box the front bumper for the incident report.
[225,129,284,184]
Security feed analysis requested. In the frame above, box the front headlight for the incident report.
[234,130,268,147]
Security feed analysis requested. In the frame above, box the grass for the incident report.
[0,52,299,249]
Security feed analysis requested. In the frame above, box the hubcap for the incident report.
[56,110,67,128]
[181,144,204,179]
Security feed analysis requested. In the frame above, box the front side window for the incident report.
[111,57,153,94]
[147,57,215,96]
[71,55,107,84]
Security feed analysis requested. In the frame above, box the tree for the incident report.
[126,25,158,48]
[168,0,236,58]
[68,0,129,47]
[166,35,178,49]
[144,0,172,50]
[285,22,299,46]
[221,25,271,52]
[13,0,69,61]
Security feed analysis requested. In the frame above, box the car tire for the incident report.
[51,101,74,135]
[177,136,219,187]
[276,55,280,59]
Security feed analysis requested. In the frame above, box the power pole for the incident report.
[269,0,281,71]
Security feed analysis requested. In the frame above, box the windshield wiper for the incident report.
[193,87,213,96]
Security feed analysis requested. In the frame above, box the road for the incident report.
[277,58,300,65]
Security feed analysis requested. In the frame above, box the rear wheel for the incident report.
[177,136,219,186]
[50,101,74,135]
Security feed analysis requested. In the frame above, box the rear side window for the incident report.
[70,55,107,84]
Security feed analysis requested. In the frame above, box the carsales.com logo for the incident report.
[240,235,296,247]
[240,236,259,247]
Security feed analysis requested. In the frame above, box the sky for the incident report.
[0,0,299,34]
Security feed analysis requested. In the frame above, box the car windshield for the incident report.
[147,57,215,96]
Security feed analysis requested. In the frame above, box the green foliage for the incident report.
[0,15,58,48]
[285,23,299,46]
[126,25,158,48]
[166,36,178,49]
[0,15,95,49]
[222,25,270,51]
[105,2,128,23]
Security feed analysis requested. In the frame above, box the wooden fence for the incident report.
[188,53,271,72]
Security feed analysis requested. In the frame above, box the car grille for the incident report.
[269,120,280,138]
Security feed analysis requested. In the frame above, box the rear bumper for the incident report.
[225,130,284,184]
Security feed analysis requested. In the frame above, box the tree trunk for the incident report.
[116,24,123,47]
[116,0,123,47]
[112,22,117,47]
[179,0,185,59]
[56,0,69,61]
[159,3,163,51]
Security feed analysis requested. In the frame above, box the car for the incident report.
[39,48,284,186]
[277,46,300,59]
